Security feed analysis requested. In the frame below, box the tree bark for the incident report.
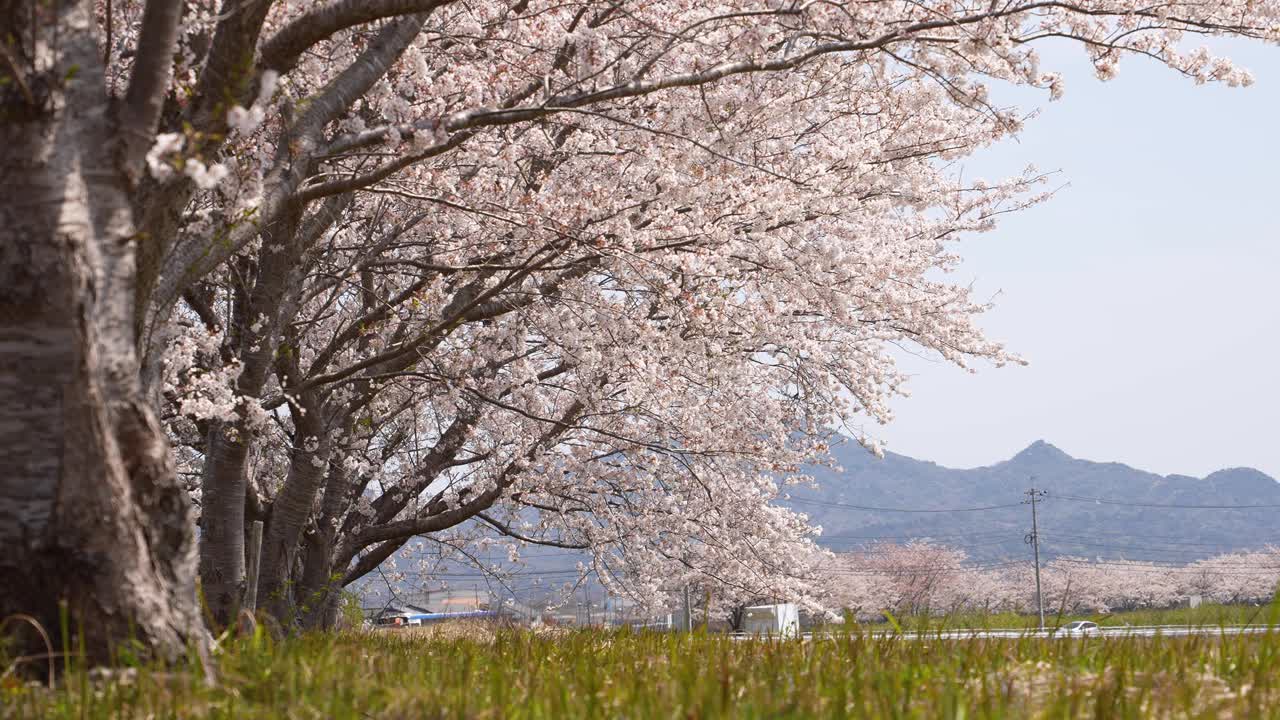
[197,420,253,626]
[296,524,343,630]
[294,463,359,629]
[197,208,302,627]
[256,397,330,624]
[0,0,205,664]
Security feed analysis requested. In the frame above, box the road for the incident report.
[731,626,1277,641]
[875,625,1274,640]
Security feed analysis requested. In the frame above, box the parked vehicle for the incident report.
[374,609,501,628]
[740,603,801,638]
[1057,621,1099,637]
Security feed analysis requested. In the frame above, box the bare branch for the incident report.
[291,14,429,140]
[117,0,183,180]
[259,0,454,73]
[476,512,589,550]
[347,400,584,549]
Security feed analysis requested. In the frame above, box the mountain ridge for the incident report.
[794,439,1280,562]
[359,440,1278,607]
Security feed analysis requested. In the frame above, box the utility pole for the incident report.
[683,585,693,632]
[1024,486,1048,631]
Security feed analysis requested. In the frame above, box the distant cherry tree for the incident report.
[827,546,1280,617]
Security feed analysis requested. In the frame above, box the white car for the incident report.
[1057,621,1100,637]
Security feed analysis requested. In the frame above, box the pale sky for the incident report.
[875,38,1280,481]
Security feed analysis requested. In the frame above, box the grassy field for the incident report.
[4,619,1280,719]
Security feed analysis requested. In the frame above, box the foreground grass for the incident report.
[4,623,1280,719]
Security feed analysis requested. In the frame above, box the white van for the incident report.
[741,603,800,638]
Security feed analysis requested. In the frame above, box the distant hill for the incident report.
[359,440,1280,607]
[792,440,1280,562]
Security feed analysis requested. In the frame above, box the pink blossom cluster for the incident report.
[828,542,1280,618]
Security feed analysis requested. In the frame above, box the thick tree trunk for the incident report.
[257,425,330,624]
[297,528,343,630]
[197,211,301,626]
[197,421,253,626]
[293,464,356,630]
[0,0,205,664]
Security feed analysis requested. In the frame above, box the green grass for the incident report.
[4,620,1280,719]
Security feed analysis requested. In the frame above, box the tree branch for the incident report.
[259,0,453,73]
[298,0,1278,203]
[341,538,408,585]
[348,399,584,549]
[476,512,589,550]
[290,13,428,141]
[117,0,183,181]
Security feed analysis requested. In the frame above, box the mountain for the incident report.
[358,440,1279,608]
[792,440,1280,562]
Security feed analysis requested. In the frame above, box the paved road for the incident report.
[733,626,1276,641]
[873,625,1274,641]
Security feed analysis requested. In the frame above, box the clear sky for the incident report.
[874,38,1280,481]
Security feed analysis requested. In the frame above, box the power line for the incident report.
[1053,493,1280,510]
[1049,556,1280,571]
[1044,531,1267,549]
[821,538,1018,551]
[1042,537,1261,557]
[819,529,1017,541]
[789,496,1024,513]
[398,568,588,579]
[1041,527,1262,543]
[827,560,1028,576]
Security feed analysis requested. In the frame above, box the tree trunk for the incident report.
[197,421,252,626]
[197,210,301,627]
[297,530,344,631]
[294,464,356,630]
[0,0,205,664]
[257,427,330,624]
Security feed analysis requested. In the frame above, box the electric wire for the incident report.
[788,496,1024,513]
[1053,493,1280,510]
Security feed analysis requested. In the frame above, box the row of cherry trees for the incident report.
[827,542,1280,618]
[5,0,1280,661]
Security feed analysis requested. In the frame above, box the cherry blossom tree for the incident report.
[827,541,992,617]
[1030,557,1180,613]
[5,0,1280,661]
[1182,548,1280,605]
[826,547,1279,619]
